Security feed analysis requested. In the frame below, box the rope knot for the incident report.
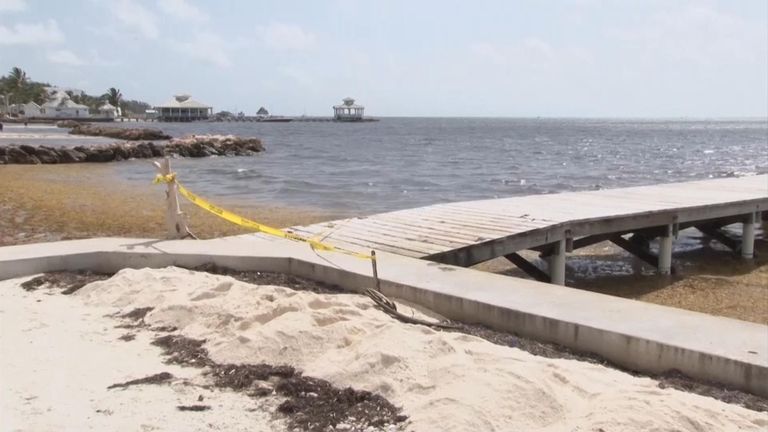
[153,172,177,184]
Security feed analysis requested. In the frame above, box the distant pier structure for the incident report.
[333,97,365,121]
[155,94,213,122]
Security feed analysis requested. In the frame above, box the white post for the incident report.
[154,157,188,239]
[742,212,756,259]
[548,239,567,285]
[658,224,674,275]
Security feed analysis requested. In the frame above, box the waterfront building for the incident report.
[40,91,90,118]
[98,102,119,119]
[256,107,269,118]
[154,94,213,122]
[10,102,42,117]
[333,97,365,121]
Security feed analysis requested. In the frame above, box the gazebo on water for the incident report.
[332,97,365,121]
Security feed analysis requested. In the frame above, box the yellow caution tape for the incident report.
[154,173,372,260]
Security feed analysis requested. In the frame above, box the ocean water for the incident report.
[5,118,768,215]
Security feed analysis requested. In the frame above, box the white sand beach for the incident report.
[0,271,286,432]
[2,267,767,431]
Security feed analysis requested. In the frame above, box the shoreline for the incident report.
[1,163,766,324]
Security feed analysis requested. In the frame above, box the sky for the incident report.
[0,0,766,117]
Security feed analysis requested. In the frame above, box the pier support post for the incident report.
[658,224,674,275]
[742,212,756,259]
[548,239,567,285]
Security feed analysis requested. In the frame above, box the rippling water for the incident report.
[6,118,768,215]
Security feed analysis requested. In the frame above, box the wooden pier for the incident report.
[290,175,768,284]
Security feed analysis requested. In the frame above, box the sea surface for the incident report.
[3,118,767,216]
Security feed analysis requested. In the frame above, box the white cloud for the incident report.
[0,19,64,45]
[110,0,159,39]
[280,66,313,86]
[261,23,316,51]
[171,32,231,68]
[0,0,25,12]
[47,49,85,66]
[45,48,117,67]
[608,3,764,66]
[158,0,207,22]
[470,37,563,69]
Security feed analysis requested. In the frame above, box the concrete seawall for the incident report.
[1,236,766,397]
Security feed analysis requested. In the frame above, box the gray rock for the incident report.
[132,142,154,159]
[111,145,129,161]
[35,146,60,164]
[58,148,87,163]
[6,146,40,164]
[84,147,116,162]
[148,142,165,157]
[19,144,37,155]
[56,120,82,128]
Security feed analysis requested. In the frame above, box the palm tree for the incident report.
[103,87,123,117]
[104,87,122,107]
[9,67,27,88]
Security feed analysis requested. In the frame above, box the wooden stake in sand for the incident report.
[371,250,381,292]
[152,158,194,240]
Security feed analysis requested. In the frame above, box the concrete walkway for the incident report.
[0,235,766,397]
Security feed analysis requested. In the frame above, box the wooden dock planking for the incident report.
[293,175,768,271]
[289,225,446,256]
[299,217,477,246]
[373,214,518,240]
[418,205,557,227]
[382,210,550,234]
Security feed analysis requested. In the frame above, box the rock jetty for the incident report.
[69,124,172,141]
[55,120,83,128]
[0,135,265,164]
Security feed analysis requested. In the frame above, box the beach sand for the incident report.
[2,267,766,431]
[0,271,287,432]
[1,163,765,324]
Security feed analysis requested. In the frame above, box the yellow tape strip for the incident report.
[154,174,372,260]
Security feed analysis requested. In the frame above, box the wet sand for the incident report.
[1,163,765,324]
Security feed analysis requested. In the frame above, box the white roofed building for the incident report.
[333,97,365,121]
[10,102,42,117]
[40,91,91,118]
[155,94,212,122]
[98,102,119,119]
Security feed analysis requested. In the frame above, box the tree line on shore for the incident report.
[0,67,150,116]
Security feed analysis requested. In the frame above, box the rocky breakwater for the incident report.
[56,120,84,128]
[0,135,265,164]
[69,124,172,141]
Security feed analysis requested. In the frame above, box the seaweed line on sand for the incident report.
[107,372,174,390]
[151,334,407,431]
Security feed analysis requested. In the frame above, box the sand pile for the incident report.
[73,267,767,431]
[0,273,285,432]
